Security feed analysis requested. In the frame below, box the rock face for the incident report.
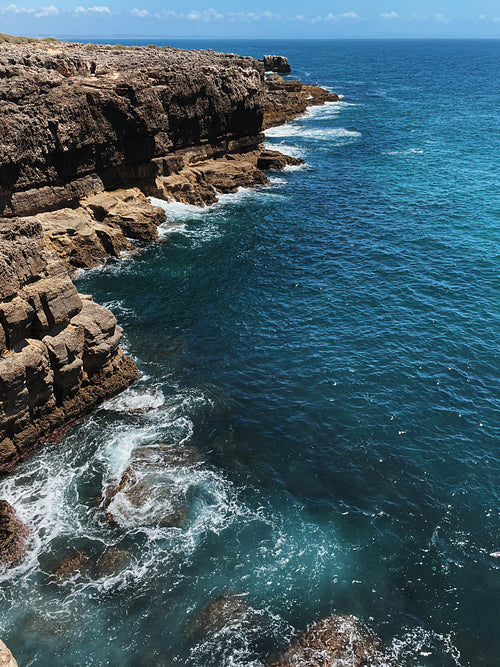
[0,42,265,218]
[264,77,339,129]
[263,55,292,74]
[0,639,18,667]
[0,500,28,566]
[268,615,393,667]
[0,40,336,474]
[0,219,137,473]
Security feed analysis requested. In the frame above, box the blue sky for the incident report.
[1,1,500,38]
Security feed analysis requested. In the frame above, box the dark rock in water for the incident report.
[257,149,305,171]
[263,79,339,129]
[263,55,292,74]
[95,548,130,576]
[53,550,92,580]
[0,500,28,566]
[0,639,18,667]
[268,614,393,667]
[103,443,203,528]
[185,592,250,639]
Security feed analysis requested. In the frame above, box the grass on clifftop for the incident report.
[0,32,60,44]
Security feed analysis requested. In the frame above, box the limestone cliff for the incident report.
[0,40,337,472]
[0,219,136,472]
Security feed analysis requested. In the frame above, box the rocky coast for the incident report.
[0,40,337,477]
[0,39,393,666]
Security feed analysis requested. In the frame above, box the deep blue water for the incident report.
[1,40,499,666]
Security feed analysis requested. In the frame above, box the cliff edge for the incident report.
[0,41,337,472]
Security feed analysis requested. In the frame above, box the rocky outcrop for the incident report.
[0,219,137,473]
[263,55,292,74]
[0,500,28,566]
[185,592,250,639]
[0,40,336,476]
[264,76,339,129]
[268,615,393,667]
[52,550,91,580]
[0,42,265,218]
[33,189,166,274]
[0,639,18,667]
[101,443,203,528]
[151,148,303,207]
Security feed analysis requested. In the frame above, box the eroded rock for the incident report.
[185,592,250,639]
[268,614,393,667]
[53,550,91,580]
[102,443,203,528]
[0,639,18,667]
[0,500,28,566]
[263,55,292,74]
[0,218,137,473]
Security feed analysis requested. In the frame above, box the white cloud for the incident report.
[325,13,339,21]
[35,4,59,17]
[380,11,399,20]
[75,6,111,15]
[478,14,486,20]
[130,7,148,17]
[338,12,358,19]
[434,13,450,23]
[0,3,35,13]
[1,3,111,16]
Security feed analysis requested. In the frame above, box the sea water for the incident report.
[0,39,499,666]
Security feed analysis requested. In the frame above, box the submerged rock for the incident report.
[95,548,130,576]
[0,501,28,566]
[0,640,18,667]
[268,614,393,667]
[263,55,292,74]
[103,443,203,529]
[53,550,92,580]
[185,592,250,639]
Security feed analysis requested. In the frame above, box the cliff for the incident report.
[0,41,335,474]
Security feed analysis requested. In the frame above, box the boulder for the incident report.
[0,640,18,667]
[263,55,292,74]
[268,614,393,667]
[53,550,91,580]
[95,548,130,576]
[102,443,203,528]
[185,592,250,639]
[0,500,29,566]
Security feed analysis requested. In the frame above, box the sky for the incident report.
[1,0,500,39]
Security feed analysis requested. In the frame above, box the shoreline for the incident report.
[0,39,386,666]
[0,39,337,476]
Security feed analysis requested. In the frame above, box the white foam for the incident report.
[282,163,308,173]
[265,125,361,141]
[382,148,424,156]
[262,142,306,159]
[103,385,166,414]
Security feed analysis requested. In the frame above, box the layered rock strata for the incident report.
[263,76,339,129]
[0,41,336,476]
[0,219,137,473]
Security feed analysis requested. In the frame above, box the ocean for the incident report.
[0,39,499,666]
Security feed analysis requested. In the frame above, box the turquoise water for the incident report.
[1,40,499,666]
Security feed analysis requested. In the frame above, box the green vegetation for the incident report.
[0,32,60,44]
